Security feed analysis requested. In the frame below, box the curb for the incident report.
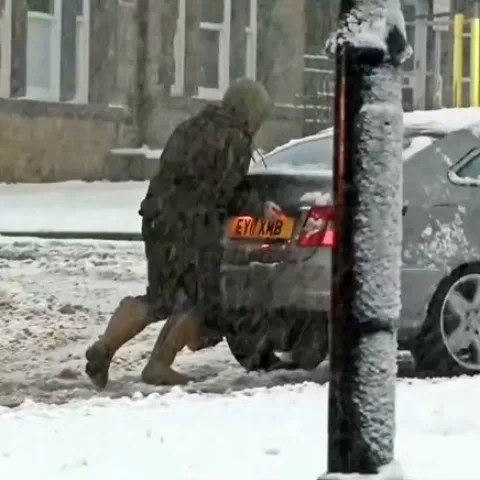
[0,231,143,241]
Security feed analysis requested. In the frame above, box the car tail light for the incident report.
[298,206,335,247]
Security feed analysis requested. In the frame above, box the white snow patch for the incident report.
[0,181,147,233]
[264,129,333,159]
[315,107,480,147]
[2,377,480,479]
[448,170,480,185]
[434,146,454,166]
[402,136,435,161]
[107,104,129,110]
[250,165,332,176]
[300,191,332,205]
[110,145,163,160]
[325,0,412,65]
[0,281,25,307]
[418,212,469,264]
[403,108,480,137]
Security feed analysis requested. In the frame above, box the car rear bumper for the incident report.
[221,261,330,312]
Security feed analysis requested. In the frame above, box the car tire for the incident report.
[225,309,329,371]
[411,263,480,377]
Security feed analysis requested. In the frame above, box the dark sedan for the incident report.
[221,109,480,377]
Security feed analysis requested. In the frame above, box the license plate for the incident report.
[227,216,294,240]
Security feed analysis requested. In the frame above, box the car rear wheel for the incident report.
[225,309,329,371]
[412,263,480,377]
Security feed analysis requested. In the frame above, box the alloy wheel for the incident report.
[440,273,480,370]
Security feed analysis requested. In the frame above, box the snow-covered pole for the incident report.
[319,0,411,477]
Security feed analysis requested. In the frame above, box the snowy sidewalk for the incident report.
[0,181,147,235]
[1,378,479,480]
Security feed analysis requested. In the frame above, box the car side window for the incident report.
[266,137,333,169]
[448,148,480,186]
[456,152,480,179]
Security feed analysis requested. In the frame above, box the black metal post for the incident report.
[320,0,411,477]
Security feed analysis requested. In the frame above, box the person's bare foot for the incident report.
[141,362,190,386]
[85,341,112,389]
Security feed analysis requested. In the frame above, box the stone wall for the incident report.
[0,100,128,183]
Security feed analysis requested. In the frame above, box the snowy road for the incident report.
[2,378,480,480]
[0,236,331,406]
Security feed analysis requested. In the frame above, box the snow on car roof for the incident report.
[263,107,480,159]
[403,107,480,136]
[263,128,332,159]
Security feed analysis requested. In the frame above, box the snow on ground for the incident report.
[0,235,471,480]
[0,181,147,233]
[0,235,331,407]
[1,377,480,480]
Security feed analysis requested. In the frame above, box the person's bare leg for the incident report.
[86,295,150,389]
[141,306,222,386]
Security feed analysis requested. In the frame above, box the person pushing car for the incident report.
[85,78,282,387]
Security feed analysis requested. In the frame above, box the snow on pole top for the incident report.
[324,0,412,66]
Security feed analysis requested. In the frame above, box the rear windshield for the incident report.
[247,174,328,206]
[260,137,333,171]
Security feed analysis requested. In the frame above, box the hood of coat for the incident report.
[220,78,273,136]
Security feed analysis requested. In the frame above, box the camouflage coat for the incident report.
[138,79,273,319]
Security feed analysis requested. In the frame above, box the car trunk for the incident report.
[223,172,332,264]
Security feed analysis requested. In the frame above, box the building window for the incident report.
[26,0,60,101]
[25,0,90,102]
[198,0,231,100]
[174,0,257,100]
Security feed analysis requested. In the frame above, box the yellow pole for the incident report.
[471,14,480,106]
[453,13,464,107]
